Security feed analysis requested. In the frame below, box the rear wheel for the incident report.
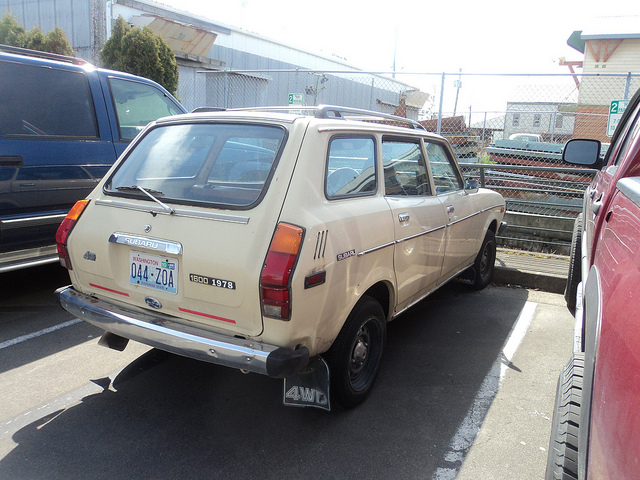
[469,230,496,290]
[546,354,583,480]
[325,296,386,409]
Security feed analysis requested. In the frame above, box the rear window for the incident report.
[105,123,285,208]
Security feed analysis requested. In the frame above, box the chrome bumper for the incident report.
[55,286,309,378]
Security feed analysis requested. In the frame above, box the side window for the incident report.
[326,137,376,198]
[382,137,431,196]
[108,78,183,142]
[425,142,463,195]
[0,61,98,139]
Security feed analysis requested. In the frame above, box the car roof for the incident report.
[154,105,447,141]
[0,45,179,92]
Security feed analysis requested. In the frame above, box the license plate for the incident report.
[129,250,178,294]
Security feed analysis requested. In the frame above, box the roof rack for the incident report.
[0,44,88,66]
[192,106,227,113]
[226,105,426,130]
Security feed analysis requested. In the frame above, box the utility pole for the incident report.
[453,68,462,116]
[392,26,398,79]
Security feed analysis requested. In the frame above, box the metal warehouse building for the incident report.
[0,0,428,115]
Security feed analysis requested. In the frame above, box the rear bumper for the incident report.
[56,286,309,378]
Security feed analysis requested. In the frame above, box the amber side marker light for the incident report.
[56,199,89,270]
[260,223,304,320]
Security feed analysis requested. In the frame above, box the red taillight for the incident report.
[260,223,304,320]
[56,200,89,270]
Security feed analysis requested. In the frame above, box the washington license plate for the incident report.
[129,250,178,294]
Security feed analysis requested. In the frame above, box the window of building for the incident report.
[512,113,520,127]
[533,114,541,128]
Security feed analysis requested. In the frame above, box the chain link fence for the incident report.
[177,70,640,254]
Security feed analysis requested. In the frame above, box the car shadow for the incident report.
[0,263,103,375]
[0,284,530,479]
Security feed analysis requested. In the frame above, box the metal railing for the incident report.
[174,69,632,254]
[459,163,598,255]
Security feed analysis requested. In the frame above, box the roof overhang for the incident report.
[131,14,217,57]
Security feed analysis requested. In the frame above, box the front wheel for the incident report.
[325,296,386,409]
[469,230,497,290]
[546,354,583,480]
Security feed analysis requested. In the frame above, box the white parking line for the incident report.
[431,301,538,480]
[0,318,83,350]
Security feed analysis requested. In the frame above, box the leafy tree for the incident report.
[0,14,27,47]
[42,26,74,56]
[0,14,74,56]
[100,16,127,68]
[101,16,179,96]
[25,27,47,51]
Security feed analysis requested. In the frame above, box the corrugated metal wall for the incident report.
[0,0,100,62]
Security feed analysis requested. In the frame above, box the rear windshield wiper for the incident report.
[115,185,165,195]
[115,185,175,215]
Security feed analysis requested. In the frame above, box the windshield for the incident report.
[105,123,286,208]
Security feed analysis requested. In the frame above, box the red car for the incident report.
[547,86,640,479]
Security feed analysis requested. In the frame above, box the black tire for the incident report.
[546,354,584,480]
[565,214,583,315]
[325,296,386,409]
[469,230,497,290]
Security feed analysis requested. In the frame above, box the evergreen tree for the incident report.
[101,16,179,96]
[0,14,27,47]
[0,14,74,56]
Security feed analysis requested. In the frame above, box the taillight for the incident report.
[260,223,304,320]
[56,200,89,270]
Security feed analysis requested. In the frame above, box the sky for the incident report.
[160,0,640,114]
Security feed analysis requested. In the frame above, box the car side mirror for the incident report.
[563,139,602,168]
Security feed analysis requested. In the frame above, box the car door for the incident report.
[425,141,484,281]
[382,136,447,312]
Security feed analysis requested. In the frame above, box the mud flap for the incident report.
[283,356,331,411]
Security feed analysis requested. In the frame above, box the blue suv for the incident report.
[0,45,186,272]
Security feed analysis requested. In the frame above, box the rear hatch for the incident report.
[67,119,295,337]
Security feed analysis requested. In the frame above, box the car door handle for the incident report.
[398,213,410,223]
[592,194,603,215]
[0,155,24,167]
[446,205,455,215]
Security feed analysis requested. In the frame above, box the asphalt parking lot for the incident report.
[0,264,574,479]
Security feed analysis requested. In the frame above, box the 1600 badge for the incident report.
[189,273,236,290]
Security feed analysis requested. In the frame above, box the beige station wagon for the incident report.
[56,106,506,410]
